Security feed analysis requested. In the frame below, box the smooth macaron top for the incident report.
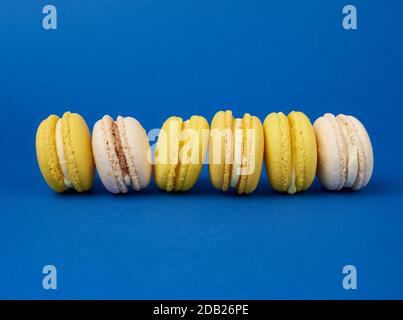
[209,110,264,194]
[313,113,373,191]
[92,115,152,194]
[263,111,317,194]
[154,115,209,192]
[36,112,94,192]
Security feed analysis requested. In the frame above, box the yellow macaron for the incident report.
[263,111,317,194]
[209,110,264,194]
[36,112,95,192]
[154,115,209,192]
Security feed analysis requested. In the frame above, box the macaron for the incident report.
[313,113,373,191]
[36,111,94,192]
[263,111,317,194]
[92,115,152,193]
[154,115,209,192]
[209,110,264,194]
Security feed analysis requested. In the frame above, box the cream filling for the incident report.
[324,113,346,190]
[55,119,73,188]
[222,111,233,191]
[102,115,128,193]
[338,119,358,188]
[287,165,296,194]
[166,117,182,191]
[117,116,140,191]
[174,119,191,191]
[230,118,243,188]
[123,175,131,186]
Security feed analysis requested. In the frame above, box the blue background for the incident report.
[0,0,402,299]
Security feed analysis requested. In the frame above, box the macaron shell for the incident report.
[154,116,182,191]
[61,112,94,192]
[209,111,227,190]
[288,111,317,192]
[263,112,291,192]
[35,115,66,192]
[243,115,264,194]
[123,117,152,189]
[92,119,121,194]
[313,114,347,190]
[348,116,373,188]
[175,116,209,191]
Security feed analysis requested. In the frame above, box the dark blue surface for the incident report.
[1,0,402,299]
